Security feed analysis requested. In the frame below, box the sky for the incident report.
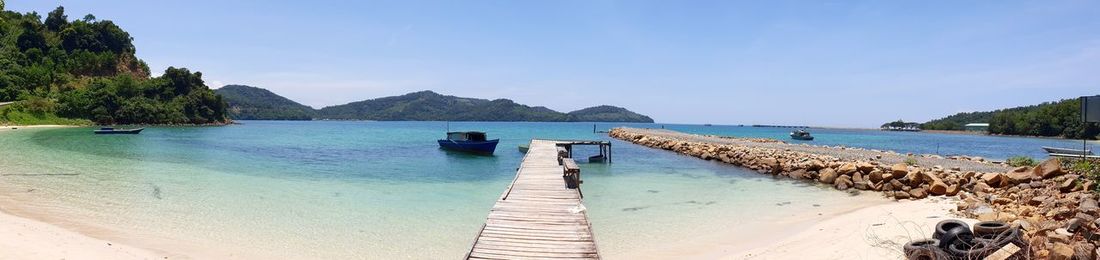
[6,1,1100,127]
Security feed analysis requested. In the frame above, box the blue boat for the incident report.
[438,131,499,155]
[94,127,144,135]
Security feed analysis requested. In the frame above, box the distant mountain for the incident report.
[567,105,654,123]
[316,90,654,122]
[215,85,315,120]
[212,87,654,122]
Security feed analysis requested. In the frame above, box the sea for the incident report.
[0,121,1093,258]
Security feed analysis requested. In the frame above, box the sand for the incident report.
[0,209,165,260]
[729,197,976,259]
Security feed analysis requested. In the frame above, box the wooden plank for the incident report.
[467,140,600,259]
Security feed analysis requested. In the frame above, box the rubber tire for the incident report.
[938,226,975,251]
[903,239,940,260]
[933,219,969,241]
[973,221,1010,239]
[948,240,995,259]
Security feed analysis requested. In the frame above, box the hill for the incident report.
[567,105,653,122]
[0,6,227,125]
[922,98,1099,139]
[315,90,653,122]
[215,85,314,120]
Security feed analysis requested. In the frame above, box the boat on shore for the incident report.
[790,130,814,140]
[438,131,499,155]
[1042,146,1093,156]
[93,127,144,135]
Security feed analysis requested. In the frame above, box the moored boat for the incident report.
[93,127,144,135]
[1042,146,1093,155]
[438,131,499,155]
[518,144,530,153]
[790,130,814,140]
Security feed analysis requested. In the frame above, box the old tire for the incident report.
[933,219,969,240]
[938,226,975,251]
[973,221,1010,238]
[903,239,940,260]
[948,240,995,259]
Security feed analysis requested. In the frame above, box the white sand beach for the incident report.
[0,209,164,260]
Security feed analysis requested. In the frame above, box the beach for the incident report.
[0,208,164,259]
[0,122,1091,259]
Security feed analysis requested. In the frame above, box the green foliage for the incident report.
[880,120,920,129]
[566,105,654,123]
[315,90,653,122]
[904,157,918,166]
[1005,156,1037,167]
[923,98,1100,139]
[0,6,226,126]
[215,85,315,120]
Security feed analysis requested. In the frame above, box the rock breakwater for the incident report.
[610,127,1100,259]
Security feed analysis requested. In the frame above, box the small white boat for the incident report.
[1042,146,1092,155]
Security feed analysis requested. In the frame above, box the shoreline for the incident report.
[0,207,166,259]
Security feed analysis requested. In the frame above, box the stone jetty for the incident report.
[610,127,1100,259]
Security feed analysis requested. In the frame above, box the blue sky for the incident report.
[7,1,1100,127]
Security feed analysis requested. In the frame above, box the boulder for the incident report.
[1080,198,1100,213]
[981,173,1005,188]
[1033,158,1065,179]
[818,168,838,184]
[852,172,864,183]
[929,180,948,196]
[1005,170,1033,184]
[909,188,928,199]
[906,169,925,186]
[890,163,908,176]
[837,163,858,175]
[868,169,884,183]
[856,162,875,173]
[945,184,961,196]
[893,191,911,200]
[788,169,807,180]
[1059,178,1077,193]
[835,175,853,190]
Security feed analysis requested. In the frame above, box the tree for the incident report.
[45,6,68,31]
[16,21,48,51]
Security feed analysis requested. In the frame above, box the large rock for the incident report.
[893,191,911,200]
[818,168,838,184]
[837,163,858,175]
[788,169,807,180]
[835,175,853,190]
[891,163,908,176]
[981,173,1005,188]
[1005,170,1033,184]
[909,187,928,199]
[856,162,875,173]
[868,169,884,183]
[1034,158,1065,179]
[1051,243,1074,260]
[929,180,948,195]
[906,169,925,186]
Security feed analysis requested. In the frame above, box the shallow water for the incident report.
[0,121,1089,258]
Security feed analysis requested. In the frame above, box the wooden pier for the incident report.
[465,139,600,259]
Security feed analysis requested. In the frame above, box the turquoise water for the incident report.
[664,124,1096,160]
[0,121,1089,258]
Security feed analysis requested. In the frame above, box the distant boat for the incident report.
[438,131,499,155]
[704,124,713,126]
[1043,146,1093,156]
[790,130,814,140]
[93,127,144,135]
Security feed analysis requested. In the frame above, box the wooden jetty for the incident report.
[465,139,600,260]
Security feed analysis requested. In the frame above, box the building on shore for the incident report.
[964,123,990,132]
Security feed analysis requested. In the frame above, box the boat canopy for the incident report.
[447,131,488,141]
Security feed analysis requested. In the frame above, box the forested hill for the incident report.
[567,105,653,123]
[921,98,1099,139]
[217,87,655,122]
[0,6,228,125]
[314,90,654,122]
[215,85,314,120]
